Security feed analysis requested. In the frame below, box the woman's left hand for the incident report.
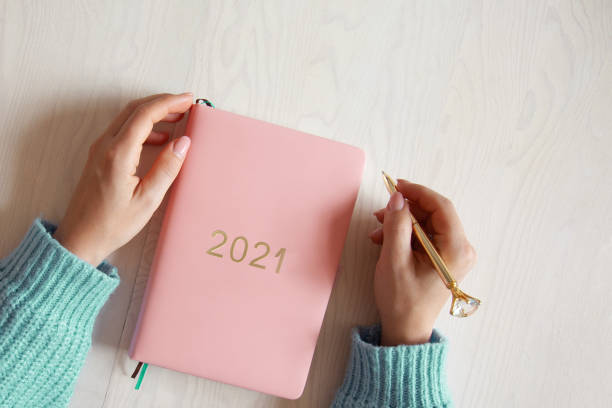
[53,93,193,266]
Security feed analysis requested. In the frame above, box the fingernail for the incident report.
[173,136,191,158]
[386,191,405,212]
[180,92,193,96]
[397,178,410,184]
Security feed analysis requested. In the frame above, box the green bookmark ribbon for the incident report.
[135,363,148,390]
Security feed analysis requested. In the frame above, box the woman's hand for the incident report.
[369,180,477,346]
[53,93,194,266]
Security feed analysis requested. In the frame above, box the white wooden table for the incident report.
[1,1,611,406]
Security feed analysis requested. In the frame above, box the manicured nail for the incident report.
[173,136,191,158]
[181,92,193,96]
[386,191,405,212]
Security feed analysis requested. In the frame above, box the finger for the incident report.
[134,136,191,209]
[380,192,413,270]
[104,94,168,136]
[373,200,428,223]
[396,179,465,245]
[117,93,193,148]
[145,131,169,145]
[405,200,429,222]
[368,226,383,245]
[373,208,385,223]
[162,112,185,122]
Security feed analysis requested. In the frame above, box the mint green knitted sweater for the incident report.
[0,219,452,407]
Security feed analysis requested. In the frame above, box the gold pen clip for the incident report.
[381,171,481,318]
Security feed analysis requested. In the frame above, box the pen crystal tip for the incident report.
[450,296,480,318]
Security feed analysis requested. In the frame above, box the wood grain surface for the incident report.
[1,1,611,407]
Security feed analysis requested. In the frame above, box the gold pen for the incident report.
[381,171,481,318]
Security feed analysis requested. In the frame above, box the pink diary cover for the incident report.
[128,103,365,399]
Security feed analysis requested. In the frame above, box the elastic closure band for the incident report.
[195,98,215,108]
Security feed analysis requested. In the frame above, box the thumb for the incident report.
[380,191,413,269]
[136,135,191,208]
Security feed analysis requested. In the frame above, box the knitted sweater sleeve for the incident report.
[0,218,451,408]
[0,218,120,408]
[331,325,452,408]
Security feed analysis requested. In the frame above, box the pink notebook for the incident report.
[128,102,365,399]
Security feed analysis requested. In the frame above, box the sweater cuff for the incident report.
[332,324,451,408]
[0,218,120,330]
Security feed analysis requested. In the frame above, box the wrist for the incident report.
[381,326,433,346]
[380,314,435,346]
[53,227,105,267]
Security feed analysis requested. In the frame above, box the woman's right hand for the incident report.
[368,180,477,346]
